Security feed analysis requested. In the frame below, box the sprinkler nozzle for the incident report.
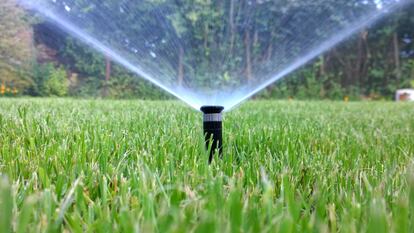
[200,106,224,163]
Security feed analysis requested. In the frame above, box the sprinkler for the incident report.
[200,106,224,163]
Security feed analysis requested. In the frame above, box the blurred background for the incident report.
[1,0,413,101]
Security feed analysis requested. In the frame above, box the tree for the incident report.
[0,0,34,93]
[4,0,414,100]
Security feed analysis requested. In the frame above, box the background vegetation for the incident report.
[0,0,414,100]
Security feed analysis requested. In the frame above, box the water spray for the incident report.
[200,106,224,163]
[20,0,411,112]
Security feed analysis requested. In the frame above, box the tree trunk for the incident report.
[332,48,350,87]
[178,46,184,86]
[244,30,253,83]
[266,43,273,62]
[355,31,364,87]
[361,31,370,85]
[102,56,111,97]
[319,55,326,77]
[355,30,369,88]
[204,23,209,50]
[229,0,236,52]
[253,29,259,63]
[392,32,401,85]
[253,30,259,45]
[265,29,276,62]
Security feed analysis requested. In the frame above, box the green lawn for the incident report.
[0,98,413,232]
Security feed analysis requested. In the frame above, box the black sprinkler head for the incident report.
[200,106,224,163]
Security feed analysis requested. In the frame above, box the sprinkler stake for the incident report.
[200,106,224,163]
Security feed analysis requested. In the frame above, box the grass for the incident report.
[0,98,413,233]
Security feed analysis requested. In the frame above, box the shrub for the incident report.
[43,66,68,96]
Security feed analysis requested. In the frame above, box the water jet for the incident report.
[200,106,224,163]
[17,0,412,111]
[16,0,414,162]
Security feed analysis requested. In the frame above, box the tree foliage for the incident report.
[0,0,34,92]
[0,0,413,100]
